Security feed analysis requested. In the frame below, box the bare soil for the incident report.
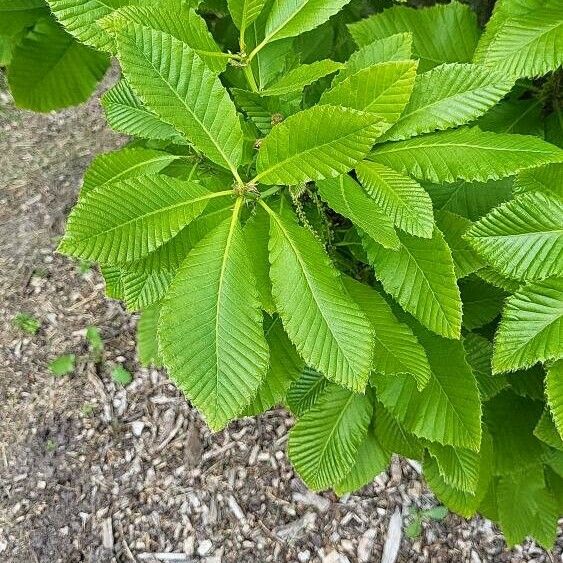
[0,79,561,563]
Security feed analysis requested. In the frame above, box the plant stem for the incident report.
[243,64,259,92]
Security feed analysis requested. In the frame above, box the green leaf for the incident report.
[369,127,563,184]
[333,32,413,87]
[335,428,390,495]
[244,316,304,416]
[372,331,481,451]
[460,277,506,330]
[100,265,124,299]
[286,366,330,416]
[103,2,227,72]
[484,390,548,475]
[81,148,179,195]
[478,98,545,137]
[128,198,234,275]
[262,0,352,44]
[101,80,184,142]
[362,229,462,339]
[465,192,563,282]
[259,59,343,97]
[423,432,493,518]
[497,467,558,549]
[255,105,386,185]
[435,211,484,279]
[424,178,513,222]
[316,175,399,250]
[356,161,434,238]
[288,383,373,490]
[159,206,270,430]
[320,60,418,125]
[8,18,109,112]
[546,360,563,441]
[474,0,563,79]
[534,409,563,451]
[427,442,480,493]
[121,267,174,310]
[49,354,76,376]
[228,0,266,36]
[46,0,135,51]
[514,163,563,199]
[267,206,374,391]
[116,23,244,173]
[232,87,278,135]
[137,304,162,367]
[381,63,515,142]
[59,175,215,264]
[463,333,508,402]
[343,277,431,389]
[242,206,275,313]
[373,401,423,459]
[111,365,133,385]
[348,2,479,71]
[493,277,563,374]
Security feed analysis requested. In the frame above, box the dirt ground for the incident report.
[0,77,561,563]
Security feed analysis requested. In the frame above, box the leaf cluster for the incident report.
[9,0,563,548]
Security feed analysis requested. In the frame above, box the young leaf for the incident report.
[137,304,162,367]
[81,147,179,195]
[435,211,484,279]
[262,0,352,45]
[228,0,266,37]
[316,175,399,250]
[254,105,386,185]
[101,80,184,142]
[266,206,374,391]
[286,366,330,417]
[288,383,373,490]
[332,32,413,87]
[369,127,563,184]
[259,59,343,97]
[116,24,244,173]
[59,175,215,264]
[372,331,482,451]
[335,428,390,495]
[159,205,270,430]
[362,229,462,339]
[49,354,76,376]
[381,63,515,142]
[111,365,133,386]
[474,0,563,79]
[348,2,479,71]
[320,60,418,125]
[466,192,563,282]
[356,161,434,238]
[8,18,109,112]
[244,316,304,416]
[546,361,563,441]
[343,277,431,389]
[492,277,563,374]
